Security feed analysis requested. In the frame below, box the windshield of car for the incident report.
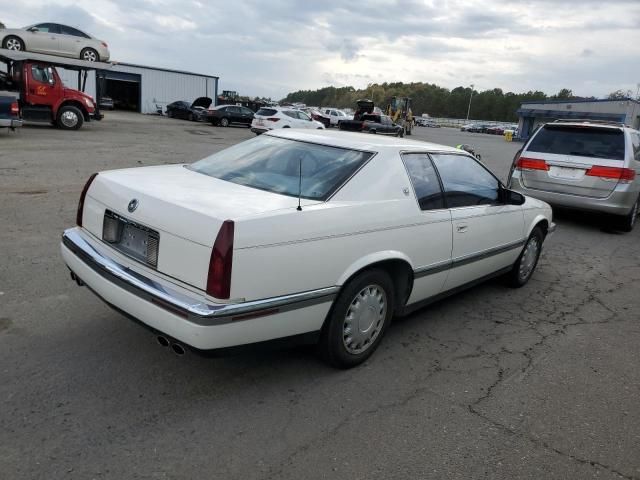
[189,135,373,200]
[527,125,625,160]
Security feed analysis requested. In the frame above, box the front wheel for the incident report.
[219,117,230,127]
[80,48,98,62]
[319,269,395,368]
[3,35,24,51]
[616,196,639,232]
[56,105,84,130]
[507,227,543,287]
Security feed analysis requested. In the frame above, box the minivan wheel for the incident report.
[507,227,543,287]
[617,196,639,232]
[319,269,394,369]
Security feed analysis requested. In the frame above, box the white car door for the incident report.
[430,153,525,291]
[401,153,453,303]
[26,23,61,54]
[58,24,89,58]
[297,111,316,128]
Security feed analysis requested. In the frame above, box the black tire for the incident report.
[507,227,544,287]
[188,112,194,122]
[319,269,395,368]
[219,117,229,127]
[370,130,376,134]
[56,105,84,130]
[167,110,174,118]
[80,47,99,62]
[615,196,639,232]
[2,35,24,51]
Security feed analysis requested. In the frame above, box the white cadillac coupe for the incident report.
[61,130,555,368]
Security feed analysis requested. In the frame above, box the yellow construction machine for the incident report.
[386,96,414,136]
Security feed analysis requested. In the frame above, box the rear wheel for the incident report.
[616,196,639,232]
[220,117,229,127]
[80,48,98,62]
[507,227,543,287]
[56,105,84,130]
[319,269,394,368]
[3,36,24,51]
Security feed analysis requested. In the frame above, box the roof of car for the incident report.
[266,129,461,153]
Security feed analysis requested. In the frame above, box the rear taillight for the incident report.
[206,220,234,299]
[10,101,19,116]
[76,173,98,227]
[266,117,280,122]
[516,157,549,171]
[586,166,636,183]
[101,42,108,48]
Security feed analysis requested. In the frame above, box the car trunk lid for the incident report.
[191,96,212,109]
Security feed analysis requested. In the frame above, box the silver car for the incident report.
[509,120,640,231]
[1,23,110,62]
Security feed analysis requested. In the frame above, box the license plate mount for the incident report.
[103,210,159,267]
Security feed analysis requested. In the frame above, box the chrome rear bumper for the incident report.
[61,228,339,326]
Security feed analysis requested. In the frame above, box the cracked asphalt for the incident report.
[1,113,639,479]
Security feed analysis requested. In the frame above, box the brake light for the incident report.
[586,166,636,182]
[101,42,108,48]
[10,101,19,116]
[516,157,549,171]
[206,220,234,299]
[76,173,98,226]
[266,117,280,122]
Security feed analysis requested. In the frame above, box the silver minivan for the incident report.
[509,120,640,231]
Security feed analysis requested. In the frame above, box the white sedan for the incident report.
[61,130,554,368]
[1,23,110,62]
[251,107,325,135]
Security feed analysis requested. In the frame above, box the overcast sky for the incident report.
[2,0,639,99]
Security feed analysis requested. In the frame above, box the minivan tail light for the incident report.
[586,166,636,183]
[516,157,549,171]
[266,117,280,122]
[76,173,98,227]
[206,220,234,299]
[10,101,19,115]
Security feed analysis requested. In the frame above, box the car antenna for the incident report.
[297,156,303,211]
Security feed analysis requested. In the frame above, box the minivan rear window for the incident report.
[527,125,625,160]
[256,108,277,116]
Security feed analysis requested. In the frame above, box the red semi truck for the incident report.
[0,50,109,130]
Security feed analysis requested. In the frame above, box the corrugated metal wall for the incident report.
[58,65,217,114]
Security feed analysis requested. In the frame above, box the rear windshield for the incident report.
[189,136,373,201]
[527,125,625,160]
[255,108,277,116]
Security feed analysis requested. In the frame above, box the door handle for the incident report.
[456,224,468,233]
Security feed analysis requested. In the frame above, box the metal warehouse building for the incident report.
[516,99,640,140]
[59,62,219,114]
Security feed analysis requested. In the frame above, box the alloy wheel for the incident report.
[6,38,22,51]
[82,50,97,62]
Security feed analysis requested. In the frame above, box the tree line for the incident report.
[282,83,626,122]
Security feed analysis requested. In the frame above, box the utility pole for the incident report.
[466,84,475,121]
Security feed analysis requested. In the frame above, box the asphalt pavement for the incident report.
[1,113,638,479]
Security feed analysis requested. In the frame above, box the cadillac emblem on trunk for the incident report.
[127,199,139,213]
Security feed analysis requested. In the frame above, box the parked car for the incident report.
[166,97,212,121]
[509,120,640,231]
[1,23,110,62]
[61,129,554,368]
[323,108,353,127]
[360,114,404,136]
[251,107,325,135]
[486,125,505,135]
[0,95,22,131]
[98,96,114,110]
[207,105,254,127]
[416,118,440,128]
[307,108,330,128]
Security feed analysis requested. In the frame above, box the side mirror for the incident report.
[501,187,525,206]
[27,27,39,32]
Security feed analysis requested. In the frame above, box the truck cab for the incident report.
[1,51,105,130]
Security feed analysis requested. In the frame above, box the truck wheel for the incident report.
[57,105,84,130]
[80,48,99,62]
[3,36,24,51]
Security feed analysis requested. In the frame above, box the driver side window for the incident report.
[31,65,54,84]
[430,154,500,208]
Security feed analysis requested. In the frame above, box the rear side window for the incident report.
[60,25,90,38]
[189,136,373,201]
[256,108,277,116]
[402,153,444,210]
[631,133,640,161]
[527,125,625,160]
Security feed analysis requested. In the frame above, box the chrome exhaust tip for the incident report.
[156,335,170,347]
[171,343,186,356]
